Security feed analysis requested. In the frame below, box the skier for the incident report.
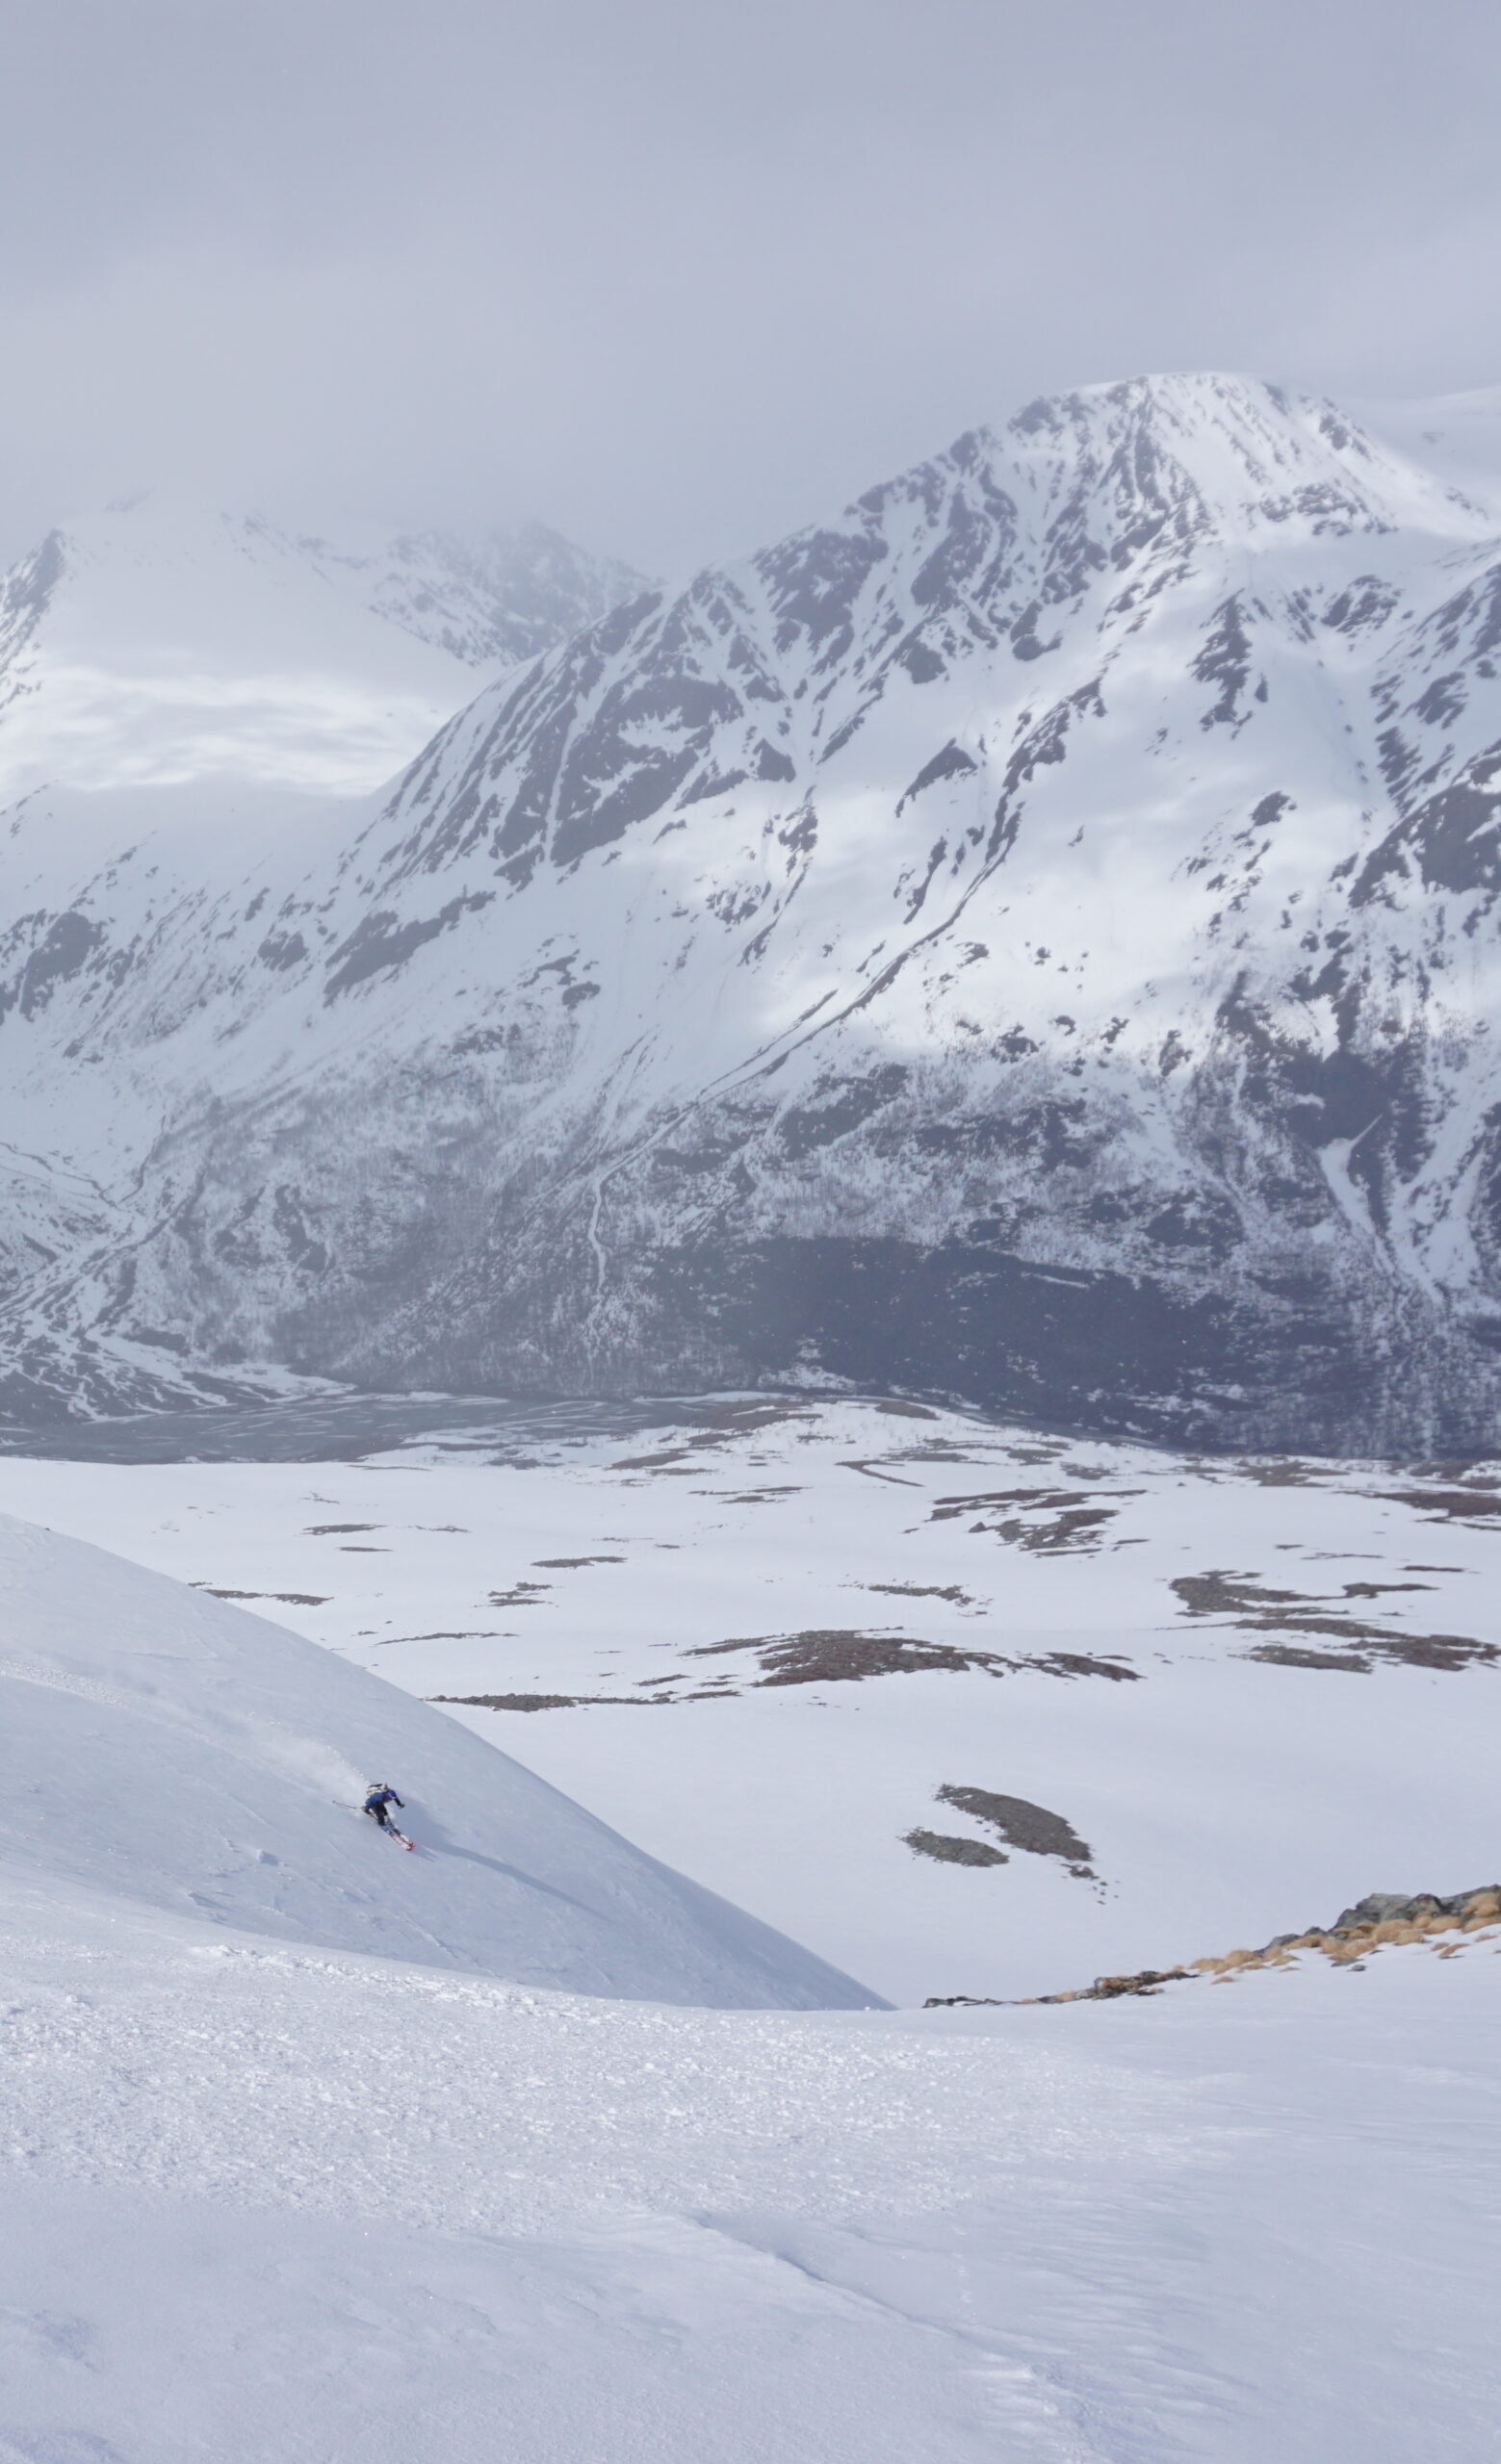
[363,1782,406,1835]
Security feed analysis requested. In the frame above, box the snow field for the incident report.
[2,1876,1498,2462]
[4,1395,1497,2000]
[0,1407,1498,2455]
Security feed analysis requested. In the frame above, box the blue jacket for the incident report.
[364,1786,404,1812]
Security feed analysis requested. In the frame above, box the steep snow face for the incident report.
[0,1509,877,2006]
[8,372,1501,1445]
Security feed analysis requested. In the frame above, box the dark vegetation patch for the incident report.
[607,1401,817,1468]
[429,1691,660,1712]
[432,1692,584,1712]
[305,1523,378,1535]
[879,1445,989,1465]
[1243,1644,1372,1672]
[1172,1568,1496,1671]
[1028,1652,1139,1681]
[488,1582,552,1606]
[1020,1508,1116,1551]
[928,1486,1128,1551]
[1233,1461,1328,1486]
[776,1065,910,1160]
[532,1555,626,1568]
[926,1971,1189,2007]
[681,1399,817,1434]
[380,1630,517,1643]
[1383,1486,1501,1522]
[1339,1579,1434,1598]
[937,1784,1097,1878]
[191,1586,330,1605]
[904,1829,1009,1867]
[677,1630,1138,1692]
[874,1399,940,1419]
[686,1630,1003,1684]
[1174,1571,1305,1616]
[440,1630,1141,1715]
[866,1581,979,1605]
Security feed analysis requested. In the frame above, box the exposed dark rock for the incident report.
[935,1784,1096,1878]
[904,1829,1009,1867]
[1170,1566,1497,1670]
[926,1886,1501,2009]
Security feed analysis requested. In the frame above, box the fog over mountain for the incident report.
[0,497,646,821]
[5,1,1500,579]
[5,371,1501,1449]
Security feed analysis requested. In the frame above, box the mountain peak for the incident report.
[975,367,1488,555]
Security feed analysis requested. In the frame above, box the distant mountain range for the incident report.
[6,374,1501,1450]
[0,497,646,826]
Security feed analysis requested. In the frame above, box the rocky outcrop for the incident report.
[924,1886,1501,2006]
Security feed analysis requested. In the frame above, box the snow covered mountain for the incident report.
[8,371,1501,1448]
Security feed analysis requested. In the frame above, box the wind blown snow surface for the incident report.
[0,1489,1496,2460]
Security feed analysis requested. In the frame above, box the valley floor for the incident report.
[2,1393,1498,2002]
[2,1392,1498,2459]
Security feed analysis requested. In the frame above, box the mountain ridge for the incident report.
[6,371,1501,1447]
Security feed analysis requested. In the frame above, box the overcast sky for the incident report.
[5,0,1499,577]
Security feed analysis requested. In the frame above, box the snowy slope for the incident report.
[9,374,1501,1443]
[1361,383,1501,516]
[3,1393,1498,2005]
[2,1768,1499,2460]
[0,1509,875,2006]
[2,1422,1500,2455]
